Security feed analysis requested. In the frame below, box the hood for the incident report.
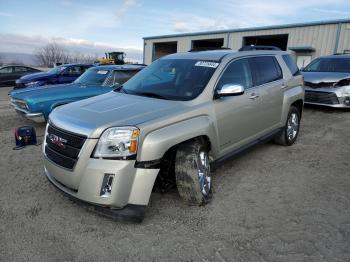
[10,83,102,102]
[17,71,56,82]
[10,83,68,96]
[11,83,74,100]
[49,92,187,138]
[302,71,350,84]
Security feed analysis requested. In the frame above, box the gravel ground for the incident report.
[0,86,349,262]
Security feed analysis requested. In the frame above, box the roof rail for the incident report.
[189,47,231,52]
[239,45,281,51]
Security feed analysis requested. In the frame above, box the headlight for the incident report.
[93,127,139,158]
[25,81,40,87]
[335,78,350,87]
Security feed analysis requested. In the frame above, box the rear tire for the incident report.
[274,106,301,146]
[175,140,212,205]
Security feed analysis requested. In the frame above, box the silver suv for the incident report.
[302,54,350,107]
[43,50,304,222]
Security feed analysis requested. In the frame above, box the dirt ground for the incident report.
[0,86,349,262]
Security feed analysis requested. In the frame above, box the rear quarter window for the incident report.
[282,55,300,76]
[249,56,283,86]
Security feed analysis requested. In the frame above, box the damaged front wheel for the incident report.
[175,140,212,205]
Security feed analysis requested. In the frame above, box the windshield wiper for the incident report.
[132,91,169,100]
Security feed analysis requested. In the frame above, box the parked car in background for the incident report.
[0,65,40,86]
[14,63,93,89]
[301,54,350,108]
[10,64,145,122]
[42,50,304,221]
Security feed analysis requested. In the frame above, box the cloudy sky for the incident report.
[0,0,350,61]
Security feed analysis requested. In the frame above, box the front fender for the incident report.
[137,116,218,162]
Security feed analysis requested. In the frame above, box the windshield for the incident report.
[120,59,218,101]
[303,58,350,73]
[74,68,110,85]
[47,65,67,74]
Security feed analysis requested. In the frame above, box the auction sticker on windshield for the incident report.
[97,70,109,74]
[195,61,219,68]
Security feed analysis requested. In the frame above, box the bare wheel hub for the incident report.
[197,151,211,196]
[287,112,299,141]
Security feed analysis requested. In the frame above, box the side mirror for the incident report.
[300,67,304,71]
[216,84,244,97]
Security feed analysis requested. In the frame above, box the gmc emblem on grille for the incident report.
[48,134,67,148]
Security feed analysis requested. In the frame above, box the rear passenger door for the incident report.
[247,56,284,132]
[13,66,29,80]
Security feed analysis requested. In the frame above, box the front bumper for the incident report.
[45,170,146,222]
[10,102,46,123]
[304,86,350,108]
[43,135,159,215]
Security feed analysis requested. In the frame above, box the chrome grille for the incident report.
[45,124,87,169]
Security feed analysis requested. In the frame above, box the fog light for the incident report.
[100,173,115,197]
[344,96,350,105]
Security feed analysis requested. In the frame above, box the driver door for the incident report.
[214,58,261,156]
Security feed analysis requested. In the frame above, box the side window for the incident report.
[81,66,90,74]
[105,70,139,87]
[216,58,252,90]
[0,67,13,74]
[14,66,27,72]
[64,66,83,75]
[282,55,300,76]
[249,56,283,86]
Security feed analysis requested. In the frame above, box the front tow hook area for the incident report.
[45,173,146,223]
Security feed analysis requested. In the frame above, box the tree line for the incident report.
[35,43,99,67]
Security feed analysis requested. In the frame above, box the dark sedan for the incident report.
[0,65,40,86]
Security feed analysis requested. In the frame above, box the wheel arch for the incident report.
[291,99,304,117]
[281,86,304,124]
[137,116,217,162]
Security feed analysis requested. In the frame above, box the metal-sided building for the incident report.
[143,19,350,67]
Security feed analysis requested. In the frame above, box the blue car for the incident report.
[14,63,93,89]
[10,64,145,122]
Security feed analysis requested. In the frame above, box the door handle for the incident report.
[249,93,260,100]
[281,84,288,89]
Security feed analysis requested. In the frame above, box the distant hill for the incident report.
[0,52,38,66]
